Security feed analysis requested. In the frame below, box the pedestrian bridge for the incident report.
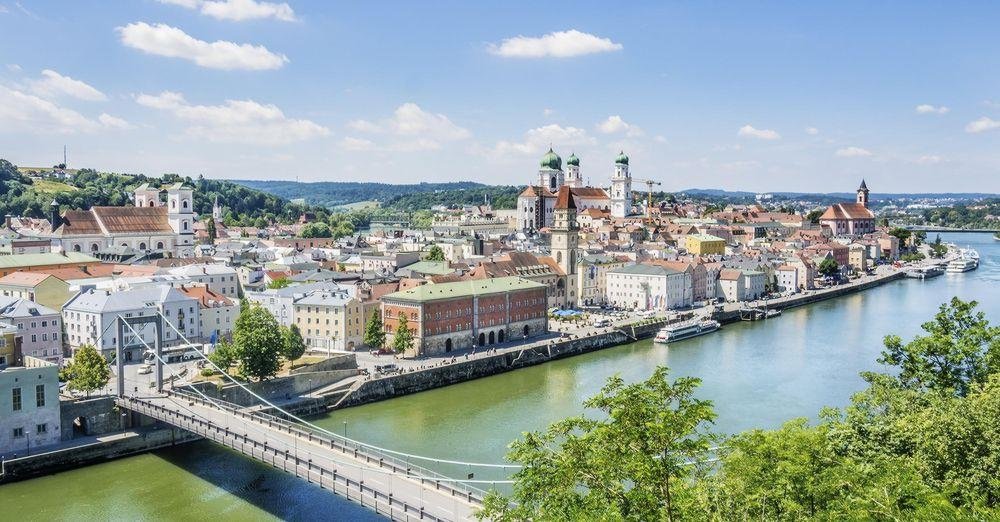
[117,391,484,521]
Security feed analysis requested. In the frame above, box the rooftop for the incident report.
[382,276,544,302]
[0,252,99,270]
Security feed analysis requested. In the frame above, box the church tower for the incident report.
[856,179,870,208]
[538,148,564,192]
[552,186,578,307]
[564,153,582,188]
[610,151,632,218]
[167,183,196,256]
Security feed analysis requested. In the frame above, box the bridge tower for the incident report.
[116,315,164,397]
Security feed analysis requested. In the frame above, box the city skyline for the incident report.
[2,1,999,192]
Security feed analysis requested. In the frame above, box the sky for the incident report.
[1,1,999,193]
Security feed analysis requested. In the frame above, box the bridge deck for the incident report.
[117,393,483,521]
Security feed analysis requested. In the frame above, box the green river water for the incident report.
[2,232,998,520]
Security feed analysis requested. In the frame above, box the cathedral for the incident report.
[516,149,633,231]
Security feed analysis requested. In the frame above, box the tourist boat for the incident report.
[905,266,944,279]
[945,258,978,273]
[654,319,721,343]
[765,309,782,319]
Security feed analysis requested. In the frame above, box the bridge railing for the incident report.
[117,395,448,521]
[163,389,489,502]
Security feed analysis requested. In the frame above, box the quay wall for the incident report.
[336,320,667,409]
[189,369,359,407]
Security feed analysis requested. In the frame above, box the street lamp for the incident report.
[342,420,348,438]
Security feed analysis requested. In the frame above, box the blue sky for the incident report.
[1,1,998,192]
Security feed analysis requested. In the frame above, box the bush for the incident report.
[200,368,217,377]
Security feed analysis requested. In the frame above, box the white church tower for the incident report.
[564,153,582,188]
[167,183,196,256]
[610,151,632,218]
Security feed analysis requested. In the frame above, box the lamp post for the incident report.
[342,420,348,438]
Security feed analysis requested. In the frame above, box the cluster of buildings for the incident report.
[0,156,905,455]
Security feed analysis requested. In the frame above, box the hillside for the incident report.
[0,158,320,227]
[231,180,491,208]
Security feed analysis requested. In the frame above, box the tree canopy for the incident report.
[62,344,110,397]
[363,308,385,349]
[818,257,839,277]
[283,323,307,362]
[392,313,414,355]
[424,245,446,261]
[232,304,284,381]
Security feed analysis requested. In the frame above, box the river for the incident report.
[2,232,998,520]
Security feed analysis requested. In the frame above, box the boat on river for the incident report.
[906,266,944,279]
[654,319,721,343]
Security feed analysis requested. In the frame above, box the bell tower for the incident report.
[610,151,632,218]
[856,179,870,208]
[552,186,578,307]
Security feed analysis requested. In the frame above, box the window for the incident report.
[36,384,45,407]
[36,423,47,434]
[13,427,24,438]
[12,387,22,411]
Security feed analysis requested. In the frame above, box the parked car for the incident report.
[137,364,153,375]
[592,319,611,328]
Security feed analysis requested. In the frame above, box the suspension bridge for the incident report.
[111,311,516,521]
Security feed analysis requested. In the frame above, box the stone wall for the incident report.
[337,319,667,409]
[289,354,357,375]
[189,369,359,407]
[59,397,122,441]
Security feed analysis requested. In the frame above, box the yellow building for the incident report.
[685,234,726,256]
[292,290,364,352]
[0,272,71,311]
[0,323,16,368]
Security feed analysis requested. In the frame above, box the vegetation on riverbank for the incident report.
[480,297,1000,520]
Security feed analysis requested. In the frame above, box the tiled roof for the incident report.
[0,252,99,269]
[91,206,173,234]
[570,187,609,198]
[608,263,681,277]
[178,286,235,308]
[0,271,60,287]
[820,203,874,220]
[555,186,576,210]
[58,210,103,235]
[382,276,544,302]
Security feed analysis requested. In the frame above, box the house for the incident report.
[717,269,766,302]
[381,276,547,357]
[684,234,726,256]
[0,297,63,364]
[606,263,693,311]
[0,252,100,278]
[245,281,354,327]
[776,265,799,293]
[818,180,876,236]
[0,272,71,311]
[178,286,240,343]
[166,264,241,298]
[0,357,61,455]
[292,289,364,352]
[576,254,630,306]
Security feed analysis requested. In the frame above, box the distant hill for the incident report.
[680,188,998,201]
[231,180,490,208]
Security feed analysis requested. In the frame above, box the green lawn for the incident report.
[30,178,79,194]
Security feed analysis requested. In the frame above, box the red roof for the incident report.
[554,186,575,210]
[820,203,874,220]
[0,272,61,287]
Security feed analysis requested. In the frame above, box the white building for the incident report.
[53,183,197,257]
[717,269,767,302]
[166,264,241,298]
[606,263,693,311]
[178,285,240,343]
[245,281,354,327]
[0,357,61,455]
[609,151,632,219]
[516,150,619,231]
[62,286,201,360]
[577,254,630,306]
[776,265,799,293]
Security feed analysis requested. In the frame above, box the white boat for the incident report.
[945,258,978,273]
[654,319,721,343]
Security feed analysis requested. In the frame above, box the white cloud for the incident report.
[597,115,643,137]
[136,90,329,145]
[98,113,133,130]
[916,154,944,164]
[490,124,595,157]
[915,104,949,114]
[835,146,873,157]
[157,0,297,22]
[346,103,470,151]
[0,85,126,134]
[543,108,555,117]
[654,135,668,143]
[965,116,1000,134]
[6,64,21,72]
[737,124,781,140]
[488,30,623,58]
[805,126,819,135]
[338,136,375,151]
[118,22,288,70]
[31,69,107,101]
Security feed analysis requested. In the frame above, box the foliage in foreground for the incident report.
[480,297,1000,520]
[60,344,111,397]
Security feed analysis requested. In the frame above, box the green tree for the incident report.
[392,313,414,355]
[913,229,927,245]
[872,297,999,397]
[208,339,238,373]
[232,304,283,382]
[806,209,824,224]
[267,277,291,289]
[424,244,446,261]
[888,226,913,246]
[363,308,386,349]
[283,323,306,362]
[479,367,717,521]
[929,234,948,258]
[818,257,840,277]
[64,344,110,397]
[299,222,332,238]
[206,217,217,242]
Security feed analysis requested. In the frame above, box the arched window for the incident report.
[488,331,495,345]
[91,243,99,252]
[523,325,530,337]
[139,242,147,250]
[183,221,188,231]
[556,251,562,264]
[498,330,504,343]
[182,200,188,209]
[445,339,453,352]
[148,201,154,207]
[156,241,164,250]
[72,244,81,252]
[550,176,556,190]
[478,333,485,346]
[171,200,176,209]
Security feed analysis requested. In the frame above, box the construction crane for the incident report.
[640,179,662,218]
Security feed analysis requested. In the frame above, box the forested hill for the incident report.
[0,159,322,227]
[231,180,493,208]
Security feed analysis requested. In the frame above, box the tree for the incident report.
[363,308,386,349]
[878,216,890,227]
[208,339,238,373]
[392,312,414,355]
[929,234,948,258]
[64,344,110,397]
[871,297,999,397]
[913,229,927,246]
[283,323,306,362]
[267,277,291,289]
[299,222,332,238]
[424,244,446,261]
[888,227,913,246]
[232,304,284,381]
[818,257,839,277]
[806,209,824,224]
[479,367,717,521]
[206,218,217,242]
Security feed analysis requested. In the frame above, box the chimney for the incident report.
[4,214,10,229]
[49,200,61,231]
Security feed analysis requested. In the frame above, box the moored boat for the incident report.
[654,319,721,343]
